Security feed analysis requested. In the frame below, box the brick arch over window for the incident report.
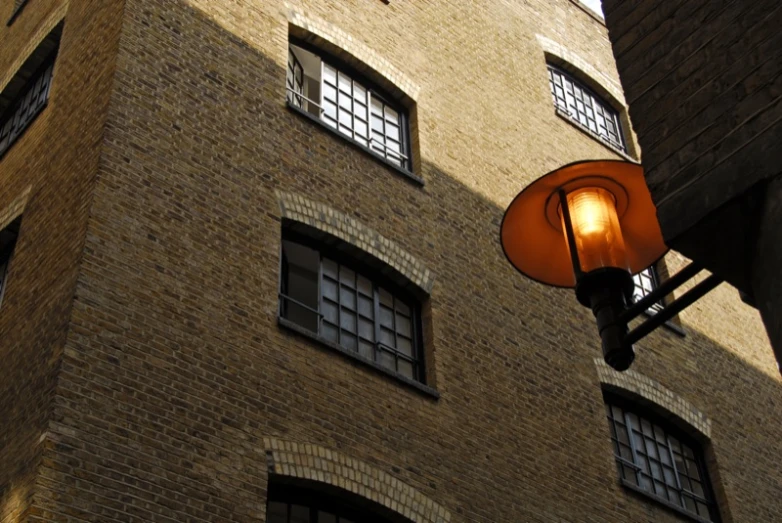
[285,6,421,103]
[276,191,434,295]
[535,34,625,108]
[264,438,451,523]
[594,359,712,438]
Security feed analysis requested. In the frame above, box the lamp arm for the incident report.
[620,261,704,323]
[623,274,722,347]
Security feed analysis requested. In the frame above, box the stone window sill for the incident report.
[278,316,439,400]
[287,102,424,187]
[555,108,636,162]
[620,479,714,523]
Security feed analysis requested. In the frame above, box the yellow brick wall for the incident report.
[0,0,778,521]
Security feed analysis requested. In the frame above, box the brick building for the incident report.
[0,0,779,522]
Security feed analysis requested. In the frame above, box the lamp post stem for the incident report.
[558,189,583,280]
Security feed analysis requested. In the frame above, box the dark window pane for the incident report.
[281,241,320,332]
[291,505,309,523]
[267,502,288,523]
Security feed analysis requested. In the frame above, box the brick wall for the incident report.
[1,0,779,521]
[0,0,125,521]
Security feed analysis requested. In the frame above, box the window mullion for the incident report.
[666,435,685,507]
[373,284,381,362]
[317,253,324,336]
[623,411,643,487]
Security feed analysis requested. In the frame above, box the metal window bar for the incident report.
[286,49,304,108]
[547,64,625,152]
[286,47,411,171]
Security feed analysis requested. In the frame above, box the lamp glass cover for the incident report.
[563,187,629,273]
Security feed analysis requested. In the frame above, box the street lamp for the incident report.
[501,160,722,371]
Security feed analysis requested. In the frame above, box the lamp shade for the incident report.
[500,160,667,287]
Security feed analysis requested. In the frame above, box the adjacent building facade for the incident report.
[0,0,779,521]
[601,0,782,364]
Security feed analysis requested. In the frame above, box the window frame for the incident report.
[285,38,419,184]
[547,63,626,153]
[632,265,665,314]
[267,480,411,523]
[604,394,720,523]
[277,230,435,397]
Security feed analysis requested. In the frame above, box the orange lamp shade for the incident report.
[500,160,668,288]
[563,187,629,273]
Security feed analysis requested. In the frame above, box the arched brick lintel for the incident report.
[264,437,451,523]
[536,34,626,107]
[595,359,712,439]
[284,5,421,103]
[276,190,434,295]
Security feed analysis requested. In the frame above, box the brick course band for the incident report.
[0,4,67,93]
[285,5,421,101]
[277,190,434,294]
[595,359,712,438]
[264,437,451,523]
[536,34,626,107]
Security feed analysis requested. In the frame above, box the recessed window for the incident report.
[632,265,664,313]
[605,398,718,522]
[267,481,406,523]
[279,237,424,383]
[547,64,625,152]
[0,23,61,158]
[286,42,411,172]
[0,216,21,305]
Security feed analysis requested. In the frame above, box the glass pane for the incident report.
[641,419,653,436]
[380,306,394,328]
[398,359,413,379]
[358,318,374,341]
[341,332,357,352]
[338,72,352,93]
[339,95,352,110]
[684,496,696,513]
[323,63,337,84]
[322,279,338,301]
[396,337,412,357]
[322,84,337,103]
[380,327,394,347]
[357,275,372,295]
[659,445,671,466]
[384,106,399,125]
[691,480,704,497]
[267,502,287,523]
[379,350,395,370]
[354,83,367,102]
[322,323,338,342]
[340,311,356,333]
[650,461,662,481]
[386,123,399,141]
[318,512,336,523]
[622,464,637,483]
[339,266,355,287]
[379,288,393,307]
[668,488,682,506]
[340,288,356,310]
[617,425,630,446]
[339,109,352,126]
[291,505,309,523]
[358,340,374,359]
[396,300,410,315]
[354,120,368,140]
[371,97,383,115]
[322,301,338,324]
[696,502,709,517]
[395,314,411,337]
[371,115,384,132]
[358,295,373,318]
[686,459,701,480]
[322,101,337,124]
[645,438,657,459]
[619,443,632,462]
[663,466,676,486]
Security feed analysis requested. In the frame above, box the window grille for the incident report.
[548,64,625,151]
[605,399,718,521]
[286,43,411,171]
[0,60,55,158]
[632,265,664,313]
[279,238,423,382]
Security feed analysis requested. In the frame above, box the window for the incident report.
[267,482,405,523]
[0,23,61,158]
[0,217,21,305]
[286,42,411,172]
[547,64,625,152]
[279,237,423,383]
[632,265,664,313]
[605,398,718,522]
